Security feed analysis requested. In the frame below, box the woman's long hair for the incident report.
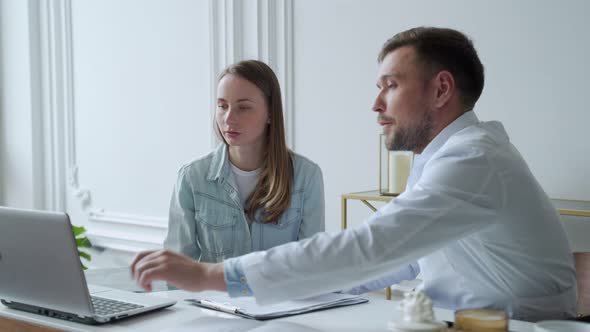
[216,60,293,224]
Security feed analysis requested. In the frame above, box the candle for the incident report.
[388,151,412,194]
[454,309,508,332]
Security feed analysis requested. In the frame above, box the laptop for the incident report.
[0,206,176,324]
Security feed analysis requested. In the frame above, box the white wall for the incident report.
[70,0,212,217]
[292,0,590,232]
[0,0,294,253]
[1,0,589,249]
[0,0,213,251]
[0,0,39,209]
[66,0,212,250]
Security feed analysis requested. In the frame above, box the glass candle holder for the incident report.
[379,134,413,196]
[454,309,508,332]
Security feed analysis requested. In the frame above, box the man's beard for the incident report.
[386,111,433,152]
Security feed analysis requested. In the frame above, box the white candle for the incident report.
[388,151,412,194]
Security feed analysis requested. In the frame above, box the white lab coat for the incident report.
[235,111,577,321]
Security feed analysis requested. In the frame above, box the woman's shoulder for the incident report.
[177,149,218,177]
[290,151,322,175]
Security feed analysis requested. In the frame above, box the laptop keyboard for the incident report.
[91,296,144,317]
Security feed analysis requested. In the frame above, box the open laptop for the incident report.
[0,206,176,324]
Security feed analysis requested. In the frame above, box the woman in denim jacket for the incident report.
[164,60,324,263]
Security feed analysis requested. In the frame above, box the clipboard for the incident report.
[186,293,368,320]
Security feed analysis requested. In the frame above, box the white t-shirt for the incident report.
[230,162,261,222]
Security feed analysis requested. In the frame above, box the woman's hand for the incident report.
[130,249,226,292]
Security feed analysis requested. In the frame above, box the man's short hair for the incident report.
[379,27,485,112]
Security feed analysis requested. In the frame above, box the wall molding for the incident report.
[88,210,167,252]
[209,0,295,148]
[259,0,295,149]
[29,0,66,211]
[89,210,167,230]
[35,0,168,253]
[33,0,295,253]
[33,0,87,212]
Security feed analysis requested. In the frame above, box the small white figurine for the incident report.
[387,291,447,332]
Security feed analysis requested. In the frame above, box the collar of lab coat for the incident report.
[408,111,480,188]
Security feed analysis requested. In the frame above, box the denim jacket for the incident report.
[164,144,325,262]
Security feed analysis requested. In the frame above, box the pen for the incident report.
[197,299,240,314]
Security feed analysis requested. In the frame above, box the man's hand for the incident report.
[130,249,226,292]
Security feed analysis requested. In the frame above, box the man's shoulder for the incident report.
[460,120,507,141]
[424,121,515,171]
[446,120,510,152]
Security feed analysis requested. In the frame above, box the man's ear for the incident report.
[433,71,454,109]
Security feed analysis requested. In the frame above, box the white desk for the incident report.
[0,290,535,332]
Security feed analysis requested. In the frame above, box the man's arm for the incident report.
[224,257,253,296]
[342,262,420,295]
[132,145,501,304]
[236,146,502,304]
[130,250,226,292]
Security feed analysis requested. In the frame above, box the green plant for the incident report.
[72,225,92,270]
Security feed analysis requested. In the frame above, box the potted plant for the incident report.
[73,225,92,270]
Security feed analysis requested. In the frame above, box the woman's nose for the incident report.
[225,107,238,124]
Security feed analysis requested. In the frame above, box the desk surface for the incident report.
[0,290,535,332]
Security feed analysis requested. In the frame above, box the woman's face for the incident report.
[216,74,270,148]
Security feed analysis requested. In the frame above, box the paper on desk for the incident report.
[84,267,169,292]
[187,292,368,320]
[161,316,322,332]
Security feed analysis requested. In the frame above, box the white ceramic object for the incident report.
[387,291,447,332]
[534,320,590,332]
[387,320,447,332]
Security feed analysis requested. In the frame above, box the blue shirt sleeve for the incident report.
[224,257,253,297]
[342,261,420,295]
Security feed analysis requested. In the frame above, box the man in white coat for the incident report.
[131,27,577,321]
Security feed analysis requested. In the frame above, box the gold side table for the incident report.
[341,190,396,299]
[341,191,590,301]
[341,190,394,229]
[552,199,590,218]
